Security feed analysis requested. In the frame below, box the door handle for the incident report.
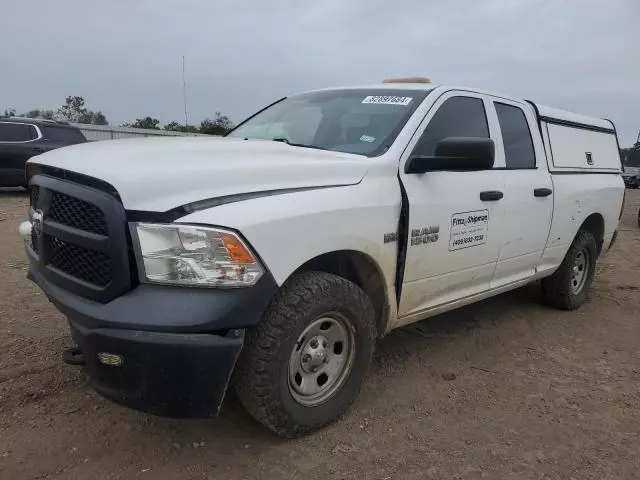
[480,190,503,201]
[32,147,46,153]
[534,187,552,197]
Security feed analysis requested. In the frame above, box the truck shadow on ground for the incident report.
[375,282,545,368]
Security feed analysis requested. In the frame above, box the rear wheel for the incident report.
[542,230,597,310]
[234,271,376,437]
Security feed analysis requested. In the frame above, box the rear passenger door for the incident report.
[398,92,506,320]
[487,99,553,288]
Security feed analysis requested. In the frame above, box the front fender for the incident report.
[177,179,401,292]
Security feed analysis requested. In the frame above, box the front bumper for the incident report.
[27,258,278,418]
[68,319,243,418]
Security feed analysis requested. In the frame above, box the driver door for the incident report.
[397,91,506,322]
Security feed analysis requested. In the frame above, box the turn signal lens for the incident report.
[219,232,255,264]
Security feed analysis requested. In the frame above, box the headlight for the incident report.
[130,223,264,287]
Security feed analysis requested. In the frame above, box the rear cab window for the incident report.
[494,103,536,169]
[42,125,86,144]
[0,122,38,142]
[227,88,432,156]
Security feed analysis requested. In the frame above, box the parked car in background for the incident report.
[0,117,86,187]
[622,166,639,188]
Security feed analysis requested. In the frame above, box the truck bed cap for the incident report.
[534,104,613,131]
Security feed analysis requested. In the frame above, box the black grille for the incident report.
[48,236,112,287]
[49,192,108,235]
[30,185,40,208]
[31,228,39,254]
[28,174,131,303]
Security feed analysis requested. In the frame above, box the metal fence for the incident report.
[72,123,208,142]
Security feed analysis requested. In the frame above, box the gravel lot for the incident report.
[0,188,639,480]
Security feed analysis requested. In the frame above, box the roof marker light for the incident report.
[383,77,431,84]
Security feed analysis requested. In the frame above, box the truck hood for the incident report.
[27,137,368,211]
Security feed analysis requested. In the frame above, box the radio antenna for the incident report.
[182,55,188,127]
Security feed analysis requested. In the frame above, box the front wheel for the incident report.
[234,271,376,437]
[541,230,597,310]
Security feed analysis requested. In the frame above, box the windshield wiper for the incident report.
[272,138,328,151]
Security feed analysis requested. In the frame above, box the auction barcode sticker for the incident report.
[362,96,413,106]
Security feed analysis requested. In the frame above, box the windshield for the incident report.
[227,88,431,156]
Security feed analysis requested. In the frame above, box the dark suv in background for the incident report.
[0,117,86,187]
[622,166,639,189]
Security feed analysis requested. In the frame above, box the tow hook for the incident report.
[62,347,85,366]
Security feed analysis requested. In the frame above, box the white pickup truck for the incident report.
[21,78,624,437]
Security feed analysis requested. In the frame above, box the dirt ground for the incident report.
[0,188,638,480]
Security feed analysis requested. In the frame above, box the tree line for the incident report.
[122,112,233,136]
[4,96,108,125]
[3,95,234,135]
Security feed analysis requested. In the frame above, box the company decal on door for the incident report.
[449,210,489,251]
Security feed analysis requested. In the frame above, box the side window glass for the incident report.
[29,125,39,140]
[413,96,489,156]
[495,103,536,169]
[0,123,34,142]
[42,126,86,143]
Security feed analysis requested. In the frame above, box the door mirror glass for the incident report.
[405,137,495,174]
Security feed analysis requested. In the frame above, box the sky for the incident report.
[1,0,639,146]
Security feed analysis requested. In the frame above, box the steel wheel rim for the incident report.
[288,313,356,407]
[571,247,590,294]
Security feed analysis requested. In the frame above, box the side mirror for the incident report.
[405,137,495,174]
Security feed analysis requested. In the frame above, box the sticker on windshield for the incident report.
[449,210,489,251]
[360,135,376,143]
[362,95,413,106]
